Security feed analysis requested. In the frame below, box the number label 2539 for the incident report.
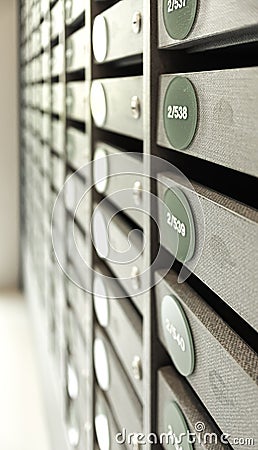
[166,212,186,237]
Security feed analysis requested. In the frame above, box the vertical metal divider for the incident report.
[60,0,66,188]
[18,0,24,289]
[143,2,169,447]
[48,0,56,357]
[142,0,152,447]
[62,1,95,448]
[60,0,68,430]
[90,2,150,448]
[51,0,64,413]
[85,1,94,449]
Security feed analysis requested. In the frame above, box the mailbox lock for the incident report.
[131,265,141,290]
[131,96,141,119]
[132,355,142,380]
[133,180,142,206]
[132,11,142,34]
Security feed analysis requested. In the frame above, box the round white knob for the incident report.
[92,209,109,259]
[93,275,109,328]
[94,338,110,391]
[92,15,108,63]
[93,147,109,194]
[67,364,79,400]
[90,81,107,127]
[95,413,110,450]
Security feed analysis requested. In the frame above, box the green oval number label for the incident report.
[164,402,193,450]
[163,187,195,263]
[161,294,195,376]
[163,0,198,40]
[163,77,198,150]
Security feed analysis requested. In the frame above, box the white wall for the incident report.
[0,0,19,289]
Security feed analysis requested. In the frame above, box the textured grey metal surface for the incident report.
[92,76,143,140]
[95,326,143,438]
[156,271,258,448]
[158,172,258,332]
[93,0,143,64]
[94,263,143,399]
[158,69,258,178]
[158,0,258,50]
[158,367,231,450]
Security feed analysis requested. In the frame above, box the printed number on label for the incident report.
[167,0,187,13]
[166,318,186,352]
[167,212,186,237]
[167,105,188,120]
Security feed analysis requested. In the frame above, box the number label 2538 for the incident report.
[167,105,188,120]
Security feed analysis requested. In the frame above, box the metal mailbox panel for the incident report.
[66,27,88,73]
[157,172,258,332]
[94,263,143,399]
[94,327,143,438]
[158,0,258,50]
[52,82,64,116]
[90,77,143,140]
[66,82,87,123]
[93,142,144,227]
[158,69,258,178]
[92,200,144,302]
[66,127,89,169]
[158,367,231,450]
[155,270,258,447]
[92,0,143,64]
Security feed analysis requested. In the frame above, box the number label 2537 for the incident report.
[167,105,188,120]
[167,0,187,13]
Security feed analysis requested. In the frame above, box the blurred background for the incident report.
[0,1,50,449]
